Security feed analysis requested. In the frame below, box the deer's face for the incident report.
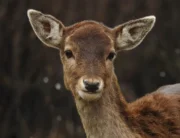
[61,25,116,100]
[27,9,155,101]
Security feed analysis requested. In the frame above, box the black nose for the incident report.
[83,80,100,92]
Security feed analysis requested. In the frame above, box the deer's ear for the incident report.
[27,9,64,49]
[114,16,156,51]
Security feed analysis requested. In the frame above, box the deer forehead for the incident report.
[64,23,114,56]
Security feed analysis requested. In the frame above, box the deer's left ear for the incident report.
[114,16,156,51]
[27,9,64,49]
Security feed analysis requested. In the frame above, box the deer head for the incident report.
[27,9,155,101]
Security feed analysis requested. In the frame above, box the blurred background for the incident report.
[0,0,180,138]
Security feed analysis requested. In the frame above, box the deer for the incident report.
[27,9,180,138]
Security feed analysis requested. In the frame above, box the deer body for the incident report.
[27,9,180,138]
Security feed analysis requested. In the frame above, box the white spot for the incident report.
[55,83,61,90]
[57,115,62,121]
[43,77,49,83]
[175,48,180,54]
[160,71,166,77]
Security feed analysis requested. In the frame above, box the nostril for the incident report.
[83,79,89,86]
[85,84,99,92]
[83,80,100,92]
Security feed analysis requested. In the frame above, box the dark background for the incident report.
[0,0,180,138]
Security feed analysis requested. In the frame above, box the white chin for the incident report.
[78,90,102,101]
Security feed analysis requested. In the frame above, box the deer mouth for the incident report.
[82,90,101,94]
[77,90,102,101]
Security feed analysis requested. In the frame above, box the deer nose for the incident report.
[83,79,100,92]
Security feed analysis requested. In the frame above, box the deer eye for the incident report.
[107,52,116,60]
[65,50,73,59]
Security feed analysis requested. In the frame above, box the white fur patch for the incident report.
[143,15,156,21]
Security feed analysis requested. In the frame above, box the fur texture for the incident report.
[127,92,180,138]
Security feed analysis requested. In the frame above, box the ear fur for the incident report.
[27,9,64,49]
[114,16,156,51]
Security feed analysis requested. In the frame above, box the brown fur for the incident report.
[126,93,180,138]
[28,11,180,138]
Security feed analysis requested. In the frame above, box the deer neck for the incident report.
[74,74,139,138]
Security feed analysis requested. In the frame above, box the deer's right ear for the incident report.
[27,9,64,49]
